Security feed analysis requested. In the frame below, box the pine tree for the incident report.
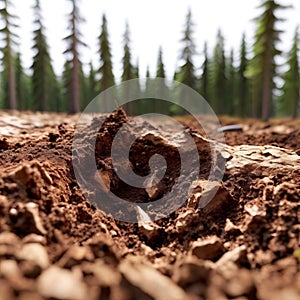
[155,47,168,113]
[200,42,210,101]
[175,9,197,91]
[63,0,86,113]
[120,22,135,114]
[226,49,236,116]
[79,62,89,110]
[31,0,58,111]
[61,60,72,112]
[145,66,152,95]
[15,52,31,110]
[88,61,97,101]
[98,14,115,97]
[246,0,289,120]
[156,47,166,79]
[142,66,152,113]
[121,22,134,83]
[0,0,18,109]
[278,28,299,118]
[211,29,227,114]
[237,33,250,117]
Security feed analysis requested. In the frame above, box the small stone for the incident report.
[37,266,88,300]
[173,209,199,234]
[0,138,10,150]
[82,260,121,286]
[22,234,46,245]
[0,232,20,245]
[119,256,190,300]
[136,206,161,240]
[190,180,232,216]
[57,245,94,268]
[216,245,248,268]
[18,243,49,269]
[0,260,22,279]
[172,256,214,287]
[224,218,242,236]
[223,269,255,298]
[190,236,225,260]
[25,202,46,235]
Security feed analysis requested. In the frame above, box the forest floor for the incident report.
[0,109,299,300]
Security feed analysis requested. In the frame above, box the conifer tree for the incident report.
[15,52,31,110]
[145,66,151,94]
[155,47,168,113]
[63,0,86,113]
[200,42,210,101]
[61,60,72,112]
[79,62,89,110]
[88,61,97,101]
[211,29,227,114]
[237,33,249,117]
[278,28,299,118]
[31,0,58,111]
[226,49,236,116]
[156,47,166,79]
[121,22,134,83]
[175,9,197,91]
[141,66,152,114]
[0,0,18,109]
[246,0,289,120]
[121,22,135,114]
[98,14,115,95]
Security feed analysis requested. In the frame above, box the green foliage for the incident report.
[155,47,169,114]
[63,0,86,113]
[120,22,136,114]
[174,9,197,115]
[237,33,250,117]
[88,62,97,101]
[226,49,237,116]
[246,0,289,120]
[0,0,18,109]
[98,14,115,96]
[199,42,210,102]
[210,29,227,114]
[61,60,72,112]
[15,52,31,110]
[278,28,299,118]
[175,9,197,91]
[31,0,59,112]
[121,22,134,83]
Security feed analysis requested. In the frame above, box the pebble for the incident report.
[17,243,49,269]
[37,266,88,300]
[190,236,225,260]
[119,256,190,300]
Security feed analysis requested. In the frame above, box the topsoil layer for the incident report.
[0,109,299,300]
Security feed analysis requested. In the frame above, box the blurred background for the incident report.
[0,0,299,120]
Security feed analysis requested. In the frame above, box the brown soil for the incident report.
[0,109,299,300]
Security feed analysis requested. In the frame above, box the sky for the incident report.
[8,0,300,81]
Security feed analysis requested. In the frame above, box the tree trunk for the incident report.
[261,38,272,121]
[7,42,16,110]
[72,41,80,113]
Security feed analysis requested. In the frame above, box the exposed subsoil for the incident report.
[0,109,299,300]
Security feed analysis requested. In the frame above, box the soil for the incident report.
[0,109,299,300]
